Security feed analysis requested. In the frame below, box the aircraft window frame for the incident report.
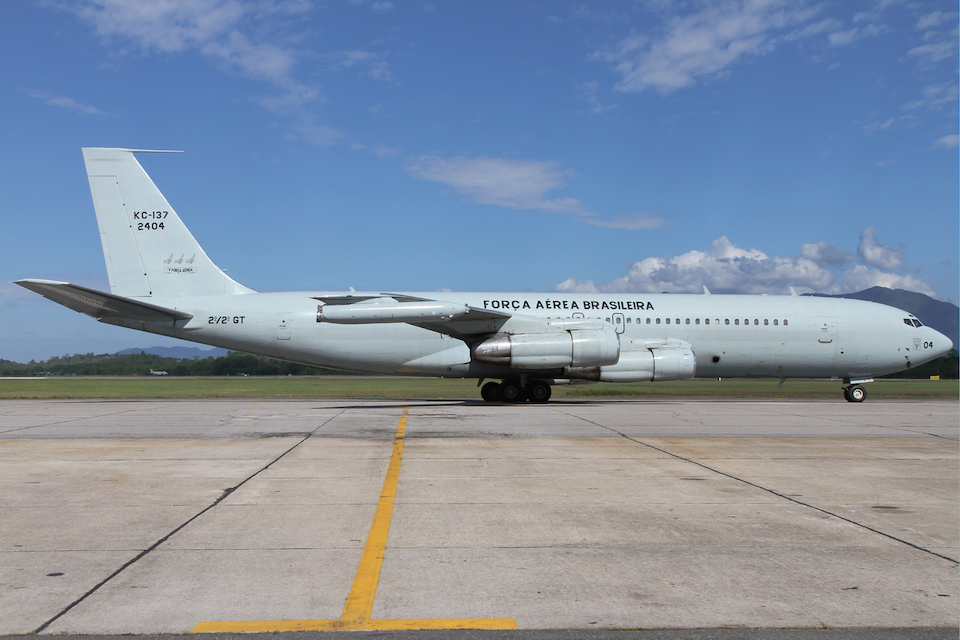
[783,319,788,326]
[764,319,769,326]
[913,319,923,327]
[646,318,651,324]
[734,319,740,326]
[675,318,681,325]
[656,318,661,325]
[685,318,691,325]
[705,318,710,325]
[626,317,632,324]
[605,317,611,323]
[725,318,730,325]
[666,317,671,324]
[773,319,778,326]
[695,318,700,325]
[903,318,913,327]
[754,319,759,326]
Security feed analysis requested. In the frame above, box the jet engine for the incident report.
[565,338,696,382]
[472,328,620,369]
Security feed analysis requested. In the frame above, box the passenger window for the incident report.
[606,317,611,323]
[715,318,720,326]
[724,318,730,325]
[675,318,680,324]
[705,318,710,325]
[744,318,749,325]
[734,319,740,325]
[656,318,661,324]
[666,318,671,324]
[685,318,691,325]
[626,317,631,324]
[764,319,769,325]
[615,316,621,324]
[773,319,778,326]
[646,318,651,324]
[695,318,700,325]
[754,319,759,326]
[783,319,788,326]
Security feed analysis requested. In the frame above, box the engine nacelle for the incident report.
[565,339,697,382]
[472,329,620,369]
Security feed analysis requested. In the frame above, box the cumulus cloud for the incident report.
[559,236,836,295]
[835,265,935,297]
[556,231,936,297]
[857,227,903,271]
[800,241,852,267]
[596,0,821,94]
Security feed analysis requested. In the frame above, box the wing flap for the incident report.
[15,279,193,323]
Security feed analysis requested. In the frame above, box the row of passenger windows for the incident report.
[544,315,790,327]
[614,317,789,326]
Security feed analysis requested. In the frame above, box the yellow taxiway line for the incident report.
[193,408,516,633]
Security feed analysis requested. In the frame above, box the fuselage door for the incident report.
[816,317,836,344]
[612,312,625,334]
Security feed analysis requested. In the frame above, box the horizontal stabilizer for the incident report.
[15,279,193,324]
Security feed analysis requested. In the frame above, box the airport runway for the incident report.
[0,398,957,637]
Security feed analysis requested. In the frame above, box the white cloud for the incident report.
[66,0,323,116]
[597,0,821,94]
[857,227,903,271]
[800,241,852,267]
[406,155,668,229]
[580,212,667,231]
[934,134,959,148]
[555,231,936,297]
[861,117,894,134]
[406,155,585,214]
[558,236,836,295]
[901,82,959,111]
[25,90,111,116]
[832,265,935,297]
[326,49,393,81]
[578,80,617,114]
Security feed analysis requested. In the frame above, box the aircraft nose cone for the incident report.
[927,327,953,357]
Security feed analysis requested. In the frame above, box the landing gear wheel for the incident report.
[481,382,500,402]
[498,380,523,403]
[527,381,552,403]
[844,384,866,403]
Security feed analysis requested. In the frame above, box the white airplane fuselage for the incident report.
[16,148,953,403]
[119,290,945,381]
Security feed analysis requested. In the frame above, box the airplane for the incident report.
[15,148,954,403]
[149,369,169,376]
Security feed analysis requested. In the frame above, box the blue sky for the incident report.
[1,0,957,362]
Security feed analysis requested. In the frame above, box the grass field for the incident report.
[0,376,956,400]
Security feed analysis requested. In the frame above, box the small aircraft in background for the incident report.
[16,149,953,403]
[149,369,169,376]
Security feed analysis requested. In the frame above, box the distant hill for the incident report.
[116,346,230,359]
[806,287,959,348]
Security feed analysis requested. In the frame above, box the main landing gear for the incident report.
[481,379,552,403]
[843,384,866,403]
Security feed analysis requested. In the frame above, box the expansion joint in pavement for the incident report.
[561,410,960,567]
[32,410,344,634]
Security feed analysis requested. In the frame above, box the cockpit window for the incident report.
[903,319,913,327]
[912,319,923,327]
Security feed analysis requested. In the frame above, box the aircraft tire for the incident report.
[845,384,866,403]
[498,380,523,403]
[527,381,552,403]
[481,382,500,402]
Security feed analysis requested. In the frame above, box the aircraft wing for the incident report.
[314,293,512,341]
[15,279,193,324]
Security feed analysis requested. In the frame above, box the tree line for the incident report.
[0,351,357,377]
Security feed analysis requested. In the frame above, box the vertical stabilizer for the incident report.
[82,148,254,298]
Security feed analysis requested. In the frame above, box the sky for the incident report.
[1,0,957,363]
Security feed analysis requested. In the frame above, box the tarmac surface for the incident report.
[0,398,957,638]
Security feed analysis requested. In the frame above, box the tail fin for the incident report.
[82,148,254,298]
